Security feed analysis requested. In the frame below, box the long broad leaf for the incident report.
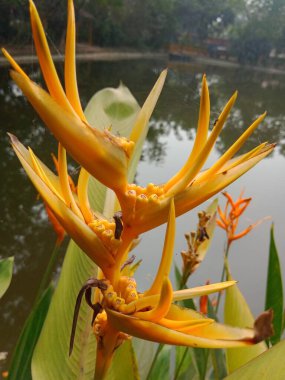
[8,286,53,380]
[148,345,171,380]
[133,339,159,380]
[225,340,285,380]
[224,268,267,374]
[265,224,283,345]
[32,83,154,379]
[105,340,139,380]
[0,256,14,299]
[174,346,196,380]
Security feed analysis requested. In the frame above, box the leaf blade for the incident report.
[8,286,53,380]
[224,269,267,374]
[265,224,283,345]
[0,256,14,299]
[225,340,285,380]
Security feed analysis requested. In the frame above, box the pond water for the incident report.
[1,58,285,363]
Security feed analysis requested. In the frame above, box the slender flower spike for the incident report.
[217,191,268,245]
[3,0,274,244]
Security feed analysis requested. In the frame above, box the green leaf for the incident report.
[148,345,171,380]
[225,340,285,380]
[8,286,53,380]
[265,224,283,345]
[133,339,159,380]
[175,264,183,289]
[32,243,98,379]
[224,268,267,374]
[84,82,140,133]
[0,256,14,299]
[192,348,209,380]
[174,347,196,380]
[32,84,148,379]
[105,340,139,380]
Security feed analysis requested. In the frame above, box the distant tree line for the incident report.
[1,0,285,65]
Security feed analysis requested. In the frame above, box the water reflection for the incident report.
[0,58,285,363]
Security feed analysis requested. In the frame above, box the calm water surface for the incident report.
[1,58,285,363]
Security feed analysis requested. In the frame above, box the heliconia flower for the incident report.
[3,0,274,244]
[73,201,272,379]
[216,191,269,245]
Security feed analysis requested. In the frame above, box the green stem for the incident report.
[174,347,188,380]
[34,241,61,304]
[145,343,164,380]
[215,241,231,315]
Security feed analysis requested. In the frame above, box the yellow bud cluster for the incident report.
[127,183,164,197]
[119,137,135,157]
[93,310,108,340]
[93,309,129,348]
[124,183,164,214]
[88,218,121,251]
[101,277,139,314]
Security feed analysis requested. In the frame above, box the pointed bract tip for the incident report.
[29,0,35,12]
[258,111,267,120]
[161,68,168,78]
[7,132,18,145]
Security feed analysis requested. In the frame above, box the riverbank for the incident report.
[1,43,285,76]
[0,44,167,66]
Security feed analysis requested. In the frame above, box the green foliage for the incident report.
[105,340,139,380]
[4,0,285,59]
[224,269,266,374]
[132,339,159,380]
[147,345,171,380]
[0,256,14,299]
[207,301,228,379]
[174,346,195,380]
[225,340,285,380]
[8,287,53,380]
[265,224,283,345]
